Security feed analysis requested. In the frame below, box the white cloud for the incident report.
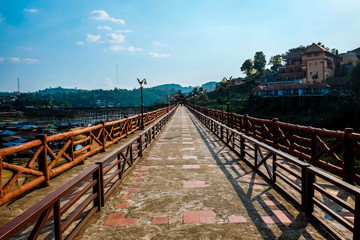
[149,52,169,58]
[24,9,38,13]
[9,57,20,63]
[86,34,101,43]
[107,33,125,43]
[8,57,39,64]
[0,57,4,63]
[97,25,112,31]
[116,30,132,33]
[109,45,142,52]
[89,10,125,25]
[104,77,114,88]
[22,58,39,64]
[77,41,84,45]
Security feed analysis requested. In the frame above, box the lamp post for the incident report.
[137,78,147,130]
[223,76,232,127]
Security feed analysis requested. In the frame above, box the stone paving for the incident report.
[77,106,332,239]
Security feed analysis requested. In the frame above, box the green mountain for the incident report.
[1,82,218,108]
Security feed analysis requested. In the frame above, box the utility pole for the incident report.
[17,78,20,94]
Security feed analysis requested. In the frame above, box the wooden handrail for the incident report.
[188,104,360,185]
[188,105,360,240]
[0,105,176,206]
[0,105,177,239]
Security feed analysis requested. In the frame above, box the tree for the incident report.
[269,55,282,71]
[253,51,266,74]
[198,90,208,106]
[241,59,254,76]
[281,45,306,62]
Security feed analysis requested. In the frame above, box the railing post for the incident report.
[354,196,360,240]
[123,117,128,138]
[96,162,105,207]
[221,125,224,140]
[93,167,102,210]
[343,128,354,184]
[100,121,106,152]
[310,132,317,165]
[53,200,61,240]
[37,134,51,187]
[301,165,308,210]
[254,144,258,166]
[240,135,245,158]
[244,114,249,135]
[138,135,143,157]
[305,169,315,217]
[272,154,277,182]
[272,118,278,148]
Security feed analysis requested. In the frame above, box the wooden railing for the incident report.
[188,104,360,185]
[187,105,360,240]
[0,105,176,240]
[0,105,175,206]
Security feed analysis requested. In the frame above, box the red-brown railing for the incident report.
[0,105,175,206]
[188,104,360,185]
[0,105,176,240]
[188,105,360,240]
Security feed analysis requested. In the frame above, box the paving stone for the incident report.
[228,215,246,223]
[104,213,126,225]
[183,155,198,160]
[152,217,169,225]
[183,211,215,224]
[116,203,130,209]
[116,218,138,225]
[261,216,279,224]
[130,181,142,186]
[121,195,135,199]
[182,165,200,169]
[272,210,294,223]
[126,188,138,192]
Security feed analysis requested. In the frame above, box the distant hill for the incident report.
[0,81,219,108]
[201,82,217,92]
[36,87,89,95]
[152,84,193,94]
[152,82,217,93]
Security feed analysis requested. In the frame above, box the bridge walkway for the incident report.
[77,106,330,239]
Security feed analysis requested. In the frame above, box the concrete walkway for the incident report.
[77,106,331,239]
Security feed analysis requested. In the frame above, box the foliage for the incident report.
[240,59,254,76]
[269,54,282,70]
[281,45,307,62]
[253,51,266,74]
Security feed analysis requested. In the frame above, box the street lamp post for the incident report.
[137,78,147,130]
[223,76,232,127]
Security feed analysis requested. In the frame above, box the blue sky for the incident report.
[0,0,359,92]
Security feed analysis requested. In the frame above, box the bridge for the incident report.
[0,105,359,239]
